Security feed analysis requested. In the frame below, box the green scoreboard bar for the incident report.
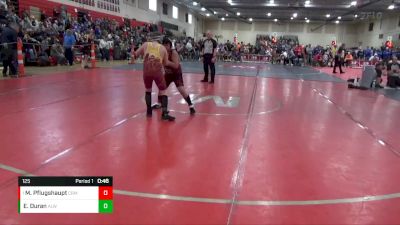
[18,177,113,213]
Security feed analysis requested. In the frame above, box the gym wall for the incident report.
[20,0,202,38]
[204,19,358,47]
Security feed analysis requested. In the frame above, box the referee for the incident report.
[201,31,217,84]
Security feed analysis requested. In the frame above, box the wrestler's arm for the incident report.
[161,46,175,68]
[134,43,146,57]
[167,50,180,69]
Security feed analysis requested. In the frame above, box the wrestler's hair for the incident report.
[162,37,172,47]
[146,32,164,43]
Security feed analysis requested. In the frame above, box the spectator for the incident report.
[305,44,313,65]
[364,46,372,61]
[344,52,353,67]
[0,0,7,10]
[106,34,113,60]
[374,62,384,88]
[369,53,380,65]
[387,56,400,88]
[63,29,76,65]
[50,40,66,65]
[99,36,108,61]
[1,22,19,77]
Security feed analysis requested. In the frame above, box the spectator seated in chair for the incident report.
[387,56,400,88]
[374,62,384,88]
[369,53,380,65]
[37,50,50,66]
[344,52,353,67]
[50,41,67,65]
[313,52,323,67]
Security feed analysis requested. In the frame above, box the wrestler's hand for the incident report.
[211,57,216,63]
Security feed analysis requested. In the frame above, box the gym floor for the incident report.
[1,62,400,224]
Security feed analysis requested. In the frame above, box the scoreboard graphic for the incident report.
[18,177,113,213]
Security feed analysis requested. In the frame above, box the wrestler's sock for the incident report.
[160,95,175,121]
[145,92,152,116]
[185,96,193,106]
[185,96,196,115]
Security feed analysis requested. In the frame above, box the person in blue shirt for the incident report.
[63,29,76,66]
[364,47,372,61]
[382,47,392,64]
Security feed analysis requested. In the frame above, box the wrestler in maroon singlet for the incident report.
[152,38,195,115]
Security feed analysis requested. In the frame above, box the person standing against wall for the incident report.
[201,31,217,84]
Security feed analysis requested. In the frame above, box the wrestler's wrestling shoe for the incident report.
[162,112,175,121]
[190,107,196,115]
[146,108,152,117]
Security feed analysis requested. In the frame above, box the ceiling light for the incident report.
[206,13,210,17]
[338,16,341,20]
[354,14,358,18]
[237,12,241,16]
[270,0,274,3]
[335,20,340,24]
[193,2,198,6]
[227,0,232,4]
[249,18,253,21]
[388,4,395,9]
[305,17,308,20]
[306,19,310,23]
[290,17,294,20]
[214,11,217,14]
[305,0,311,5]
[350,1,357,6]
[221,17,225,21]
[274,18,278,22]
[293,13,298,18]
[201,7,206,11]
[326,14,330,18]
[226,13,229,16]
[267,12,271,17]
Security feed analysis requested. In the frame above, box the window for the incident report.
[125,0,135,6]
[162,3,168,15]
[149,0,157,11]
[172,6,178,19]
[188,14,192,24]
[368,22,374,31]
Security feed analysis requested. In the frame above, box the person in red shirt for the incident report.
[344,52,353,67]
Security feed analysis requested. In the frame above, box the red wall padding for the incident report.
[18,0,148,27]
